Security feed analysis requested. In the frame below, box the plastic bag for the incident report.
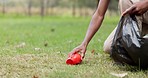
[111,15,148,68]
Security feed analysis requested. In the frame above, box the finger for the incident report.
[131,8,142,15]
[68,51,76,57]
[80,51,86,59]
[136,10,143,15]
[81,53,85,59]
[75,49,80,53]
[122,5,136,16]
[68,49,79,56]
[132,8,138,14]
[133,10,140,15]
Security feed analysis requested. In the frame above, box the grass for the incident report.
[0,15,148,78]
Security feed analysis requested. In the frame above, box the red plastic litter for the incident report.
[66,53,82,65]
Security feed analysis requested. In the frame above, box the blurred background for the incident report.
[0,0,119,17]
[0,1,121,77]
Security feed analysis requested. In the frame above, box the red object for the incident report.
[66,53,82,65]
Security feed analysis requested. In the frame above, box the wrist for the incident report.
[81,41,88,48]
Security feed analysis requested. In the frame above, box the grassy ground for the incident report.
[0,15,148,78]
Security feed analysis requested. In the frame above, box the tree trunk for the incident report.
[72,5,76,16]
[72,0,77,17]
[97,0,99,5]
[84,0,86,17]
[40,0,45,17]
[28,0,32,16]
[45,0,49,16]
[2,0,6,14]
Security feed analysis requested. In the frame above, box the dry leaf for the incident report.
[15,42,26,48]
[33,75,39,78]
[91,50,95,54]
[44,43,48,47]
[110,72,128,78]
[34,48,41,51]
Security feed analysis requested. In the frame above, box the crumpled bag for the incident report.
[111,15,148,68]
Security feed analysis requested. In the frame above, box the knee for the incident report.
[103,41,111,54]
[103,27,117,54]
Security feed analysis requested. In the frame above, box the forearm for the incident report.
[82,14,104,47]
[81,0,110,47]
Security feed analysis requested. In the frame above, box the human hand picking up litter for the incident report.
[69,43,87,59]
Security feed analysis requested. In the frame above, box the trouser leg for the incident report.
[103,0,148,53]
[103,0,133,53]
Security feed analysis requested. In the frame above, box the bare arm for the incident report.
[82,0,110,47]
[70,0,110,58]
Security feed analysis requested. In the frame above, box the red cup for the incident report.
[66,53,82,65]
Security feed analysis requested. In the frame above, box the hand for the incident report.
[69,44,87,58]
[122,1,148,16]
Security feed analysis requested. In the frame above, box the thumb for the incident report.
[80,50,86,59]
[81,53,85,59]
[122,5,136,16]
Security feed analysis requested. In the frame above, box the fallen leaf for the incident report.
[51,28,55,32]
[33,75,39,78]
[44,43,48,47]
[34,48,41,51]
[110,72,128,78]
[15,42,26,48]
[98,39,101,42]
[91,50,95,54]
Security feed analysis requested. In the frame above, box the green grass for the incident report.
[0,16,148,78]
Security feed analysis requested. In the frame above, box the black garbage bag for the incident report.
[111,15,148,68]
